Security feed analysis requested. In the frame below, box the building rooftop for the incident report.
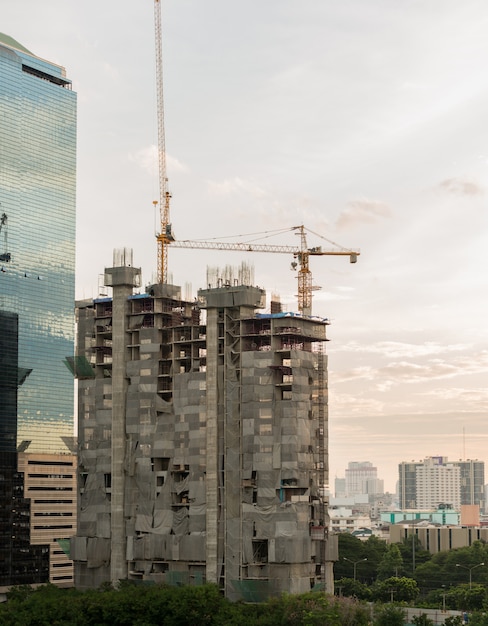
[0,32,33,55]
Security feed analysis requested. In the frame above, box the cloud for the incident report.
[385,352,488,382]
[330,351,488,394]
[335,198,392,229]
[438,177,484,196]
[336,340,469,359]
[128,145,188,176]
[329,392,386,416]
[207,177,268,198]
[422,386,488,407]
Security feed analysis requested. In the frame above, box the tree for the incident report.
[335,534,368,581]
[443,617,464,626]
[377,544,403,580]
[335,533,387,583]
[414,560,448,593]
[467,613,488,626]
[411,615,434,626]
[372,576,419,603]
[334,577,372,601]
[397,535,431,574]
[373,604,406,626]
[414,542,488,594]
[0,583,372,626]
[362,535,388,581]
[445,583,487,612]
[263,592,371,625]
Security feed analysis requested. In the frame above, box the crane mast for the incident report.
[297,225,313,315]
[154,0,173,284]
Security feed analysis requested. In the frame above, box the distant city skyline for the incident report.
[3,0,487,490]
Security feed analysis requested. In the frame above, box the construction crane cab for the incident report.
[0,213,11,263]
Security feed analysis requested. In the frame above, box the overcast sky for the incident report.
[4,0,488,492]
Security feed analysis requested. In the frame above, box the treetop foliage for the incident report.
[0,583,371,626]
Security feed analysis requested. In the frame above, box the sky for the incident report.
[3,0,488,493]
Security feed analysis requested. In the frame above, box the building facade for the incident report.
[398,457,484,512]
[71,258,337,599]
[390,524,488,555]
[458,460,485,512]
[0,33,77,587]
[345,461,384,497]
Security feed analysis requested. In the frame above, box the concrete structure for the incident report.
[390,523,488,555]
[458,460,485,513]
[17,454,77,586]
[71,258,336,599]
[328,507,371,534]
[0,33,77,588]
[381,508,460,526]
[398,457,484,511]
[416,458,460,510]
[334,477,346,498]
[345,461,384,497]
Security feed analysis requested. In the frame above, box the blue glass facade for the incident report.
[0,34,76,457]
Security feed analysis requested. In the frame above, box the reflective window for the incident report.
[0,41,76,456]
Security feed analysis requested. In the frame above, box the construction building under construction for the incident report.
[71,252,337,599]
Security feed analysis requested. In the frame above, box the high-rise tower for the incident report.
[0,33,77,588]
[72,259,337,598]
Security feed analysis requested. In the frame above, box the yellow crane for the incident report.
[153,0,174,284]
[150,5,359,306]
[170,225,359,316]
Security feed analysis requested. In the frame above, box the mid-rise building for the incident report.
[345,461,384,497]
[0,33,77,588]
[398,457,484,512]
[415,458,460,509]
[458,460,485,512]
[390,523,488,555]
[334,477,346,498]
[71,256,337,599]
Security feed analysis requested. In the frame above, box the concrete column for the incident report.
[205,307,219,584]
[104,265,141,586]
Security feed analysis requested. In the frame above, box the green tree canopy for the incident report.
[0,582,372,626]
[371,576,420,603]
[334,577,372,601]
[414,541,488,592]
[377,544,403,580]
[335,533,386,583]
[445,583,487,612]
[373,604,406,626]
[397,535,432,575]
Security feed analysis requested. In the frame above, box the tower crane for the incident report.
[153,0,174,285]
[169,225,359,316]
[0,212,11,263]
[150,3,358,305]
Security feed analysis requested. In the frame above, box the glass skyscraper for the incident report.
[0,33,77,586]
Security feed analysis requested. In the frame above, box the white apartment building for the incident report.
[399,458,484,511]
[345,461,384,497]
[415,458,460,509]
